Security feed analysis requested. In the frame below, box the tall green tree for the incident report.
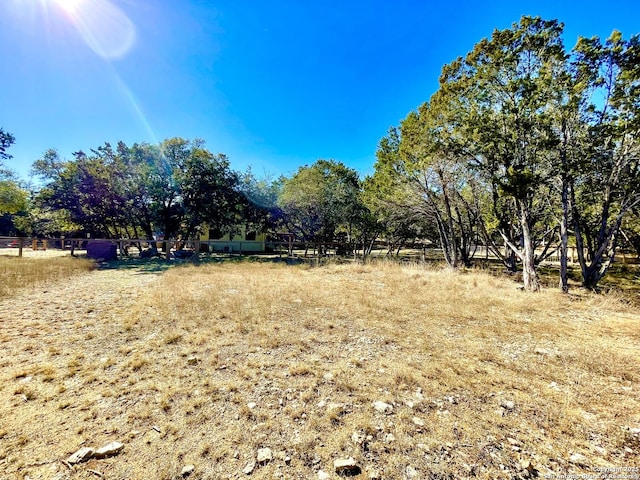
[438,17,568,290]
[238,169,284,237]
[0,129,29,226]
[364,128,425,256]
[0,128,15,163]
[33,138,246,242]
[399,99,483,268]
[568,31,640,289]
[279,160,365,252]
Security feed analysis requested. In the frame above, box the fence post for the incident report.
[194,240,200,262]
[32,239,37,251]
[18,238,23,257]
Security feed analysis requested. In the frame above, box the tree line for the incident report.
[1,17,639,292]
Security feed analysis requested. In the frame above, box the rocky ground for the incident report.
[0,260,639,479]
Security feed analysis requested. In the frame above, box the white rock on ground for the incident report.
[334,457,358,473]
[243,461,256,475]
[501,400,515,410]
[181,465,195,476]
[405,465,418,478]
[66,447,95,464]
[569,453,588,466]
[373,401,393,414]
[94,441,124,458]
[257,448,273,464]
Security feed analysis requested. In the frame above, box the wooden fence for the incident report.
[0,236,318,260]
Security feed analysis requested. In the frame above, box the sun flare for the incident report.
[53,0,85,12]
[44,0,137,60]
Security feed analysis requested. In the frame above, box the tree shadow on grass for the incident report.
[95,253,306,274]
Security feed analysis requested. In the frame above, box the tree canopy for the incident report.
[3,16,639,293]
[369,17,639,291]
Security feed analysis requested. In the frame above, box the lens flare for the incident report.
[54,0,85,13]
[56,0,136,59]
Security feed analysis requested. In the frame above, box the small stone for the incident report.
[181,465,195,477]
[187,356,199,365]
[507,437,519,445]
[323,372,334,381]
[373,401,393,414]
[247,402,257,410]
[592,445,607,455]
[518,459,537,475]
[384,433,395,443]
[334,457,357,470]
[501,400,515,410]
[94,441,124,458]
[243,461,256,475]
[257,447,273,464]
[317,470,330,480]
[66,447,95,464]
[334,457,361,475]
[317,400,327,409]
[366,467,382,479]
[352,432,365,444]
[412,416,425,427]
[534,347,550,355]
[405,465,418,478]
[629,428,640,435]
[569,453,588,466]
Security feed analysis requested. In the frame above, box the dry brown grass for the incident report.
[1,259,639,479]
[0,255,94,299]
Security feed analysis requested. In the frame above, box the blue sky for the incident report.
[1,0,639,181]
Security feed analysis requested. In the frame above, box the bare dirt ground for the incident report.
[1,260,639,480]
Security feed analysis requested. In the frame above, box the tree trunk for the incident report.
[519,203,541,292]
[559,179,570,293]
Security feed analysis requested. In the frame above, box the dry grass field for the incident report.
[0,254,94,299]
[1,257,639,479]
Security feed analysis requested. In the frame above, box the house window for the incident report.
[246,230,257,241]
[209,228,222,239]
